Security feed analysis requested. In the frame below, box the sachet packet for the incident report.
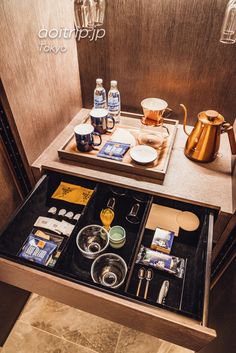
[136,245,185,278]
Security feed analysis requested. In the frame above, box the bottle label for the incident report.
[94,95,106,108]
[108,93,120,112]
[95,95,103,102]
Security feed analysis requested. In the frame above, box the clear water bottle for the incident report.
[94,78,106,109]
[108,80,121,123]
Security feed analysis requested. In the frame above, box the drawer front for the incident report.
[0,171,216,351]
[0,257,216,351]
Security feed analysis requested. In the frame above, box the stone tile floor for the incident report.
[0,294,193,353]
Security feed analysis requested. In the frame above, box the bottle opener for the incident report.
[157,280,170,304]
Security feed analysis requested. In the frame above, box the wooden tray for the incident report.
[58,111,178,182]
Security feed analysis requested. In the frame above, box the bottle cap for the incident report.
[96,78,103,84]
[111,80,117,86]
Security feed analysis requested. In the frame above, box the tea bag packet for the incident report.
[136,245,185,278]
[34,229,65,248]
[97,141,130,161]
[18,234,57,265]
[47,250,62,268]
[34,217,75,237]
[33,229,65,268]
[150,228,174,254]
[51,182,94,205]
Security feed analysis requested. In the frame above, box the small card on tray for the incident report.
[150,227,174,254]
[97,141,130,161]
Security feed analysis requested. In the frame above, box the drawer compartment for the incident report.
[0,171,216,351]
[126,195,211,321]
[56,183,152,291]
[0,171,97,259]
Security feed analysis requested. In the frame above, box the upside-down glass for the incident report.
[94,0,106,26]
[107,197,116,211]
[74,0,95,29]
[74,0,83,28]
[74,0,106,29]
[126,203,140,224]
[220,0,236,44]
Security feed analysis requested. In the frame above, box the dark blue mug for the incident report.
[90,108,115,135]
[74,124,102,152]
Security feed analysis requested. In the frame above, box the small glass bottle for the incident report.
[108,80,121,124]
[94,78,107,109]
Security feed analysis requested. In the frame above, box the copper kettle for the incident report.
[180,104,236,162]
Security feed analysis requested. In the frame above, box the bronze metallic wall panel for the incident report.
[77,0,236,125]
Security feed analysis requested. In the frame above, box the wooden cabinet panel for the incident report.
[77,0,236,126]
[0,0,82,165]
[0,141,21,232]
[0,144,29,345]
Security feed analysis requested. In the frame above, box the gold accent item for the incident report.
[141,98,171,126]
[100,208,115,230]
[180,104,236,162]
[51,182,94,205]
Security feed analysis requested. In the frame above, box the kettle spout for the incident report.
[180,104,190,136]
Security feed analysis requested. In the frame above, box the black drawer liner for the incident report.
[0,171,213,321]
[126,198,209,319]
[56,183,152,289]
[0,172,96,256]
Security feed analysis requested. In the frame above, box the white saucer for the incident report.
[130,145,157,165]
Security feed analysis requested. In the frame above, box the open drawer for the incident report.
[0,170,216,351]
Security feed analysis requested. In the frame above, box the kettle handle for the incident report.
[180,104,190,136]
[224,124,236,155]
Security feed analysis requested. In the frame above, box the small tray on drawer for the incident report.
[0,170,216,351]
[58,111,178,183]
